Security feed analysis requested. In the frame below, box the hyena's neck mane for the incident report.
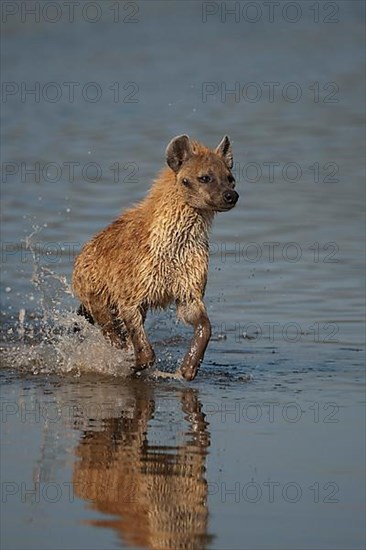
[143,168,214,258]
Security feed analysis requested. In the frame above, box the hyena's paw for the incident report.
[180,362,199,381]
[134,347,156,371]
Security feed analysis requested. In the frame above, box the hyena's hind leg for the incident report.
[73,304,94,334]
[77,304,95,325]
[121,307,155,371]
[75,299,129,349]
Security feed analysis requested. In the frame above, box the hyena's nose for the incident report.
[223,190,239,206]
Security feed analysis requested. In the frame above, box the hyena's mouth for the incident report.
[215,204,237,212]
[215,190,239,212]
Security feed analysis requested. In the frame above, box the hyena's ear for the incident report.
[166,135,194,173]
[215,135,233,169]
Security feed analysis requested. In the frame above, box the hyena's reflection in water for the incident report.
[73,384,213,550]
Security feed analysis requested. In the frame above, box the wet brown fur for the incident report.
[72,135,238,380]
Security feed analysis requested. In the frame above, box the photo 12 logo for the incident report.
[1,160,139,184]
[1,2,140,24]
[231,160,340,184]
[201,2,340,24]
[202,400,340,424]
[209,241,340,264]
[207,480,340,504]
[1,81,139,104]
[202,81,340,104]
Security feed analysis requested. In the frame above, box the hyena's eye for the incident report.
[228,175,235,183]
[198,175,212,183]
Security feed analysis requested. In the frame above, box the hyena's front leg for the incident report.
[122,308,156,371]
[177,300,212,381]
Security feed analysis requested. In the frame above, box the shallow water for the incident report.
[1,1,365,549]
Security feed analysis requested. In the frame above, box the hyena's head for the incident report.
[166,135,239,212]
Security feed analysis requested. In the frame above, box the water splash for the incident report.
[1,228,135,377]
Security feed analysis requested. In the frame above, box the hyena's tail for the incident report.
[73,304,95,333]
